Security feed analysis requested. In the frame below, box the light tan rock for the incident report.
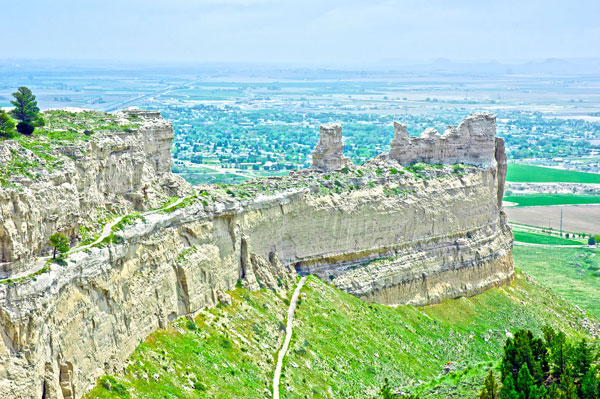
[0,111,513,399]
[311,123,350,172]
[0,109,191,277]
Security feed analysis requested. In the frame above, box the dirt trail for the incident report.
[0,195,189,283]
[273,275,308,399]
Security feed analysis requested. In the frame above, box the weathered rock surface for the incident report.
[389,112,498,167]
[311,123,350,172]
[0,111,513,399]
[0,109,191,277]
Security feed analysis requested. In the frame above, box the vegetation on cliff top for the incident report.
[85,270,597,399]
[0,102,142,187]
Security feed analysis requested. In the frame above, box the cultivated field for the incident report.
[503,193,600,207]
[506,163,600,183]
[505,204,600,234]
[513,230,582,245]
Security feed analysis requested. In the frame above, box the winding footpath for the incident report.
[273,275,308,399]
[0,195,189,283]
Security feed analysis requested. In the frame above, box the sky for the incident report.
[1,0,599,66]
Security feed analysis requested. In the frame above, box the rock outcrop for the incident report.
[0,110,513,399]
[0,108,191,277]
[389,112,498,167]
[311,123,350,172]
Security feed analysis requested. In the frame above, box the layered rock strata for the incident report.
[389,112,498,167]
[0,111,512,399]
[0,108,190,277]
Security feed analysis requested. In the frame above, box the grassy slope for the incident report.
[85,287,290,399]
[504,194,600,207]
[86,270,597,399]
[513,230,582,245]
[513,245,600,318]
[506,163,600,183]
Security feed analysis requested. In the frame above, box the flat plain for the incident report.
[506,163,600,183]
[505,204,600,234]
[503,193,600,207]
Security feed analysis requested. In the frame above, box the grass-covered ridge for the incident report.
[506,163,600,183]
[504,193,600,207]
[85,270,597,399]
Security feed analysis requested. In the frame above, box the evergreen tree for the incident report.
[528,384,547,399]
[480,370,499,399]
[516,364,534,399]
[531,337,550,375]
[573,339,593,380]
[0,110,16,138]
[545,383,561,399]
[580,368,598,399]
[49,233,69,259]
[562,368,577,399]
[10,87,42,126]
[500,374,519,399]
[551,331,569,381]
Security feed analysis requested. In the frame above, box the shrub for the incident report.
[49,233,69,259]
[186,320,197,331]
[99,375,129,397]
[0,111,16,138]
[16,122,34,135]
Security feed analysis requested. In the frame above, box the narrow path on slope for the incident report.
[273,275,308,399]
[0,195,190,283]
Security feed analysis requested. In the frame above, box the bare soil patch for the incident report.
[505,204,600,234]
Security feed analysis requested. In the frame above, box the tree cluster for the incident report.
[0,87,43,138]
[480,328,599,399]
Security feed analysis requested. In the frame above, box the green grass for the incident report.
[507,163,600,183]
[85,271,596,399]
[504,193,600,207]
[513,230,582,245]
[513,245,600,318]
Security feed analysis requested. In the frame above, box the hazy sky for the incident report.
[2,0,598,65]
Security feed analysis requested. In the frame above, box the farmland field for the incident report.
[503,193,600,207]
[506,163,600,183]
[513,230,582,245]
[505,204,600,234]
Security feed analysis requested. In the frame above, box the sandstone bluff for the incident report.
[0,109,513,399]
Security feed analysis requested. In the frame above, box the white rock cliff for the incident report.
[0,111,513,399]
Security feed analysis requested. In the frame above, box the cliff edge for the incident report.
[0,110,512,399]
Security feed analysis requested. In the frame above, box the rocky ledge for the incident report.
[0,110,512,399]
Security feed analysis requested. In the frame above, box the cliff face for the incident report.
[0,111,513,399]
[0,109,190,277]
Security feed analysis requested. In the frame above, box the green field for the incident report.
[513,230,583,245]
[504,193,600,207]
[514,246,600,317]
[85,271,596,399]
[506,163,600,183]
